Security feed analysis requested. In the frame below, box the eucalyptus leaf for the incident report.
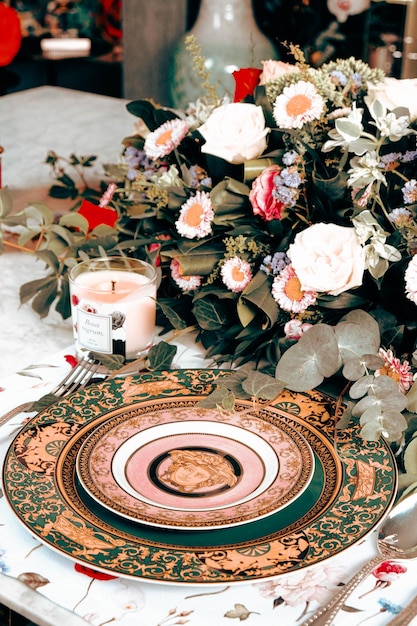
[197,387,236,411]
[335,321,380,363]
[275,324,340,391]
[342,357,367,381]
[349,373,399,399]
[242,370,284,400]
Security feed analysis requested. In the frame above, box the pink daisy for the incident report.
[170,258,201,292]
[144,119,189,159]
[272,81,325,129]
[375,348,413,393]
[272,265,317,313]
[221,257,252,293]
[175,191,214,239]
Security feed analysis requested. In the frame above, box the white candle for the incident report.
[69,259,157,360]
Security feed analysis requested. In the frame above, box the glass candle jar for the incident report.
[69,257,157,360]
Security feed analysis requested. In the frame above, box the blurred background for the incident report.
[1,0,416,102]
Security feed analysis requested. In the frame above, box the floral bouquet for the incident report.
[2,42,417,458]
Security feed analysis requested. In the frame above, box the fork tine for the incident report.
[50,357,99,398]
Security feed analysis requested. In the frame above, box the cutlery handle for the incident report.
[388,595,417,626]
[300,555,385,626]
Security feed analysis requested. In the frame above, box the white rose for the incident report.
[288,223,365,296]
[198,103,269,164]
[366,78,417,122]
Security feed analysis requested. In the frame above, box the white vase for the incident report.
[169,0,278,108]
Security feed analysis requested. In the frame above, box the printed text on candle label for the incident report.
[77,310,112,353]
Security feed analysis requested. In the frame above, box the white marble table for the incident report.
[1,87,417,626]
[0,86,133,377]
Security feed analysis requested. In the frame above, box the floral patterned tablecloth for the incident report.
[1,346,417,626]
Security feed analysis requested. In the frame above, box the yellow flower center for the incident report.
[286,94,312,117]
[285,275,304,301]
[379,365,401,384]
[231,266,245,283]
[156,129,173,146]
[185,203,204,227]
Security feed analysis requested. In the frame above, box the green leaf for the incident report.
[55,278,71,319]
[31,279,58,318]
[237,271,278,329]
[0,186,14,217]
[35,249,61,272]
[193,297,229,331]
[334,117,362,141]
[242,370,284,400]
[147,342,177,370]
[19,276,56,305]
[30,394,60,412]
[23,203,55,225]
[157,300,187,330]
[49,184,78,200]
[59,212,90,234]
[197,387,236,412]
[89,352,125,370]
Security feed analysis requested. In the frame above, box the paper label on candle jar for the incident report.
[77,309,113,353]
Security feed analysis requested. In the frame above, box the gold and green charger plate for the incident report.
[2,369,397,585]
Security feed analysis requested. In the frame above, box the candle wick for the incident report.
[111,280,116,293]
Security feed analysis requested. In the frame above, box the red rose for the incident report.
[77,199,118,232]
[249,165,284,221]
[232,68,262,102]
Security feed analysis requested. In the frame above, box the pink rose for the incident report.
[284,319,313,340]
[249,165,283,221]
[259,60,300,85]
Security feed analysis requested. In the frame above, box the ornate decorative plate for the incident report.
[3,370,397,585]
[76,404,315,529]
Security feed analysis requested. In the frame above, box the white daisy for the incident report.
[272,81,325,129]
[272,265,317,313]
[221,257,252,293]
[175,191,214,239]
[144,119,189,159]
[170,258,201,292]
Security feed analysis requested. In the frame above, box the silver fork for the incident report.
[0,356,101,428]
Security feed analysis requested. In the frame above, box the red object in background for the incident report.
[0,4,22,66]
[98,0,122,44]
[232,68,262,102]
[77,199,118,232]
